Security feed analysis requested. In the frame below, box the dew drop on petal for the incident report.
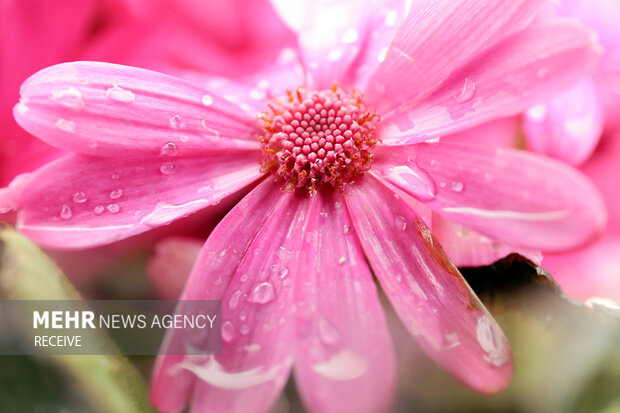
[222,321,235,342]
[201,95,213,106]
[271,264,288,279]
[105,85,136,103]
[111,173,120,181]
[160,162,176,175]
[169,114,182,129]
[59,204,72,220]
[318,317,340,345]
[55,119,75,133]
[94,205,105,215]
[50,87,85,110]
[107,203,120,213]
[248,282,275,304]
[456,78,477,103]
[72,192,87,204]
[240,325,250,335]
[228,290,242,310]
[109,189,123,200]
[161,142,178,157]
[240,274,248,283]
[450,181,464,192]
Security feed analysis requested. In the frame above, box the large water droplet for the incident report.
[169,114,182,129]
[107,203,120,214]
[456,78,477,103]
[202,95,213,106]
[109,189,123,200]
[248,282,275,304]
[450,181,464,192]
[50,87,85,110]
[160,162,176,175]
[271,264,289,279]
[55,119,75,133]
[105,85,135,103]
[228,291,242,310]
[59,204,72,220]
[222,321,235,342]
[72,192,87,204]
[318,317,340,345]
[161,142,178,157]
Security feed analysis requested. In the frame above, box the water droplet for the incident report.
[179,135,189,143]
[107,203,120,213]
[169,114,182,129]
[111,173,120,180]
[344,225,352,234]
[55,119,75,133]
[248,282,275,304]
[450,181,464,192]
[318,317,340,345]
[109,189,123,200]
[338,257,346,265]
[161,142,178,157]
[456,78,477,103]
[240,274,248,283]
[94,205,105,215]
[239,310,247,321]
[72,192,87,204]
[160,162,176,175]
[240,325,250,335]
[228,291,242,310]
[50,87,84,110]
[59,204,72,220]
[222,321,235,342]
[201,95,213,106]
[105,84,135,103]
[271,264,288,279]
[244,343,261,353]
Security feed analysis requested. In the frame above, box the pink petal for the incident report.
[345,174,513,393]
[148,237,204,299]
[431,213,543,268]
[343,0,409,89]
[294,190,395,413]
[542,235,620,305]
[378,20,601,145]
[156,181,309,413]
[12,152,262,248]
[14,62,260,157]
[270,0,373,89]
[441,117,521,149]
[151,179,283,412]
[365,0,543,114]
[524,78,603,166]
[373,142,607,251]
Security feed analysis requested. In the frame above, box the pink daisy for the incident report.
[6,0,607,412]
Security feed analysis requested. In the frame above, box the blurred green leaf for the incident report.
[0,225,156,413]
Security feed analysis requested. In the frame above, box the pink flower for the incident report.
[523,0,620,165]
[6,0,608,411]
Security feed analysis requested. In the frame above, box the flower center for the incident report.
[259,86,379,194]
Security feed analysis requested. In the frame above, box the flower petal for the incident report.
[365,0,543,114]
[12,152,262,248]
[373,142,607,251]
[431,214,543,268]
[524,78,603,166]
[148,237,203,299]
[14,62,260,157]
[294,190,396,413]
[270,0,373,89]
[345,175,513,393]
[150,179,283,412]
[379,20,601,145]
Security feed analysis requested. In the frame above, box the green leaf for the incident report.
[0,225,156,413]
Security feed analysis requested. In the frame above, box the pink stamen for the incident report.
[259,87,379,194]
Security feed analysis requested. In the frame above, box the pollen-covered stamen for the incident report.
[259,86,379,194]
